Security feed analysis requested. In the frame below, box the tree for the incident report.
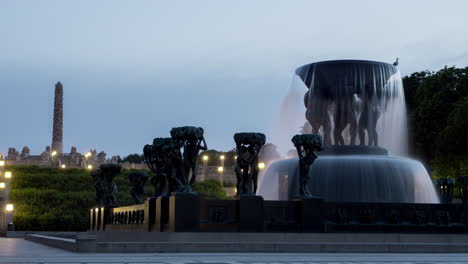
[192,179,227,199]
[122,154,144,164]
[433,97,468,178]
[403,66,468,165]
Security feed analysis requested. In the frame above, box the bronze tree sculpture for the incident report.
[143,126,207,196]
[143,138,173,196]
[91,163,121,207]
[291,134,323,198]
[234,132,266,195]
[127,171,148,204]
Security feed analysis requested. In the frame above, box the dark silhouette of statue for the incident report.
[305,91,332,146]
[91,163,121,207]
[358,86,381,146]
[179,127,207,185]
[127,171,148,204]
[143,138,173,196]
[168,128,192,193]
[333,91,359,145]
[460,176,468,204]
[437,178,455,204]
[291,134,323,197]
[234,133,266,195]
[143,126,207,195]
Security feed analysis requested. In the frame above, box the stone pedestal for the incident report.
[237,195,264,232]
[295,197,324,232]
[155,196,169,232]
[168,193,200,232]
[144,197,157,232]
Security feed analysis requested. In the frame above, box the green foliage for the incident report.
[403,66,468,166]
[7,165,148,231]
[192,179,227,199]
[403,66,468,199]
[122,153,144,164]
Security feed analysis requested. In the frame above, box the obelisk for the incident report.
[51,82,63,153]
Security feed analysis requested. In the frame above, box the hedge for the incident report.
[7,166,227,231]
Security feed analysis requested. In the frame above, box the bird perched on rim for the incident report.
[393,58,399,66]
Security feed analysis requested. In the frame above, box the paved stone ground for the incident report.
[1,238,468,264]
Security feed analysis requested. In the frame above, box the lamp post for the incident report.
[202,155,208,182]
[219,155,225,185]
[84,152,92,169]
[51,150,57,167]
[0,157,13,234]
[4,203,14,233]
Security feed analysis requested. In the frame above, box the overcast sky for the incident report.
[1,0,468,157]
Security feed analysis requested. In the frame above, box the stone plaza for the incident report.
[2,237,468,264]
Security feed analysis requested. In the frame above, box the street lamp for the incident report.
[4,171,12,179]
[51,151,58,167]
[201,155,208,182]
[87,164,93,170]
[0,182,5,189]
[61,164,66,169]
[5,204,13,212]
[258,162,266,170]
[0,160,4,167]
[219,155,225,185]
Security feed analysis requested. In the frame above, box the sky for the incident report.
[1,0,468,157]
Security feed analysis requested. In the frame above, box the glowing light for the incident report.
[95,208,99,212]
[6,204,13,212]
[220,155,225,160]
[202,155,208,161]
[234,156,237,160]
[87,165,93,169]
[61,164,66,168]
[0,160,4,166]
[51,151,57,156]
[0,182,5,189]
[85,152,92,158]
[258,162,266,169]
[218,166,224,172]
[4,171,12,179]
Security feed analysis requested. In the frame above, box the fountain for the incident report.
[258,60,439,203]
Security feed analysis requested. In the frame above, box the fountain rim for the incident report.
[296,59,397,71]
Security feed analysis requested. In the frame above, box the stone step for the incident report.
[95,241,468,253]
[24,232,468,253]
[97,231,468,244]
[25,234,77,252]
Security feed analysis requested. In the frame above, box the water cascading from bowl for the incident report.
[259,60,439,203]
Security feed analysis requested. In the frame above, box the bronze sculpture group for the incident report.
[143,126,207,196]
[305,90,381,147]
[91,125,324,207]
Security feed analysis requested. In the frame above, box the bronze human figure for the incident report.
[179,127,207,185]
[291,134,323,197]
[234,133,266,195]
[143,138,173,196]
[91,163,121,207]
[127,171,148,204]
